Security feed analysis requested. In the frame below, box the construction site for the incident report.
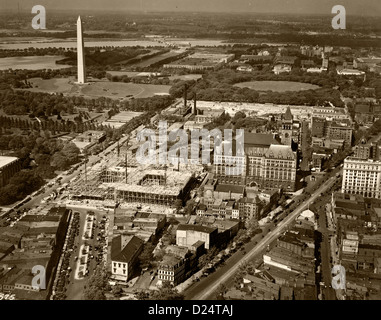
[67,138,198,208]
[108,168,193,206]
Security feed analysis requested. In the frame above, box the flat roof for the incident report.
[177,224,217,234]
[0,156,18,168]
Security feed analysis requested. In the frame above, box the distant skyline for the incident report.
[1,0,380,16]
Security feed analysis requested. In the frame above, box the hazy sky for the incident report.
[2,0,381,16]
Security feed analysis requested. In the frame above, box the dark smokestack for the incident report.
[184,84,187,108]
[193,92,197,115]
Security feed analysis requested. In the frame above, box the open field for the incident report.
[131,50,185,68]
[27,78,74,93]
[0,39,227,50]
[0,55,71,70]
[79,81,171,99]
[234,81,320,92]
[25,77,171,100]
[167,74,203,81]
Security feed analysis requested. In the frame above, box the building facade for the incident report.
[342,157,381,199]
[176,224,218,250]
[213,133,297,192]
[326,122,353,146]
[110,235,144,282]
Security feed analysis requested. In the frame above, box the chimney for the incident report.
[184,84,187,108]
[193,92,197,115]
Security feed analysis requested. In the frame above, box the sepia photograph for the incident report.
[0,0,380,310]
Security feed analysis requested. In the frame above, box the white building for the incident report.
[342,157,381,199]
[110,235,144,282]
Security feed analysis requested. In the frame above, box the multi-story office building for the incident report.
[354,137,381,161]
[326,121,353,146]
[237,197,263,220]
[262,145,297,191]
[342,157,381,199]
[213,133,297,192]
[311,117,326,138]
[213,154,246,184]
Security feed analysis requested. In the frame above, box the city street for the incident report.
[185,174,339,300]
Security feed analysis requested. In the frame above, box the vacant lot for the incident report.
[234,81,320,92]
[25,77,171,100]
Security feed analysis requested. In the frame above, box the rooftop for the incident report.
[215,184,245,194]
[111,235,144,263]
[177,224,217,234]
[0,156,18,168]
[266,144,296,160]
[244,133,279,147]
[159,253,182,267]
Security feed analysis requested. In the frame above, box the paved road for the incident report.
[186,175,339,300]
[15,134,130,213]
[315,182,342,300]
[300,120,310,171]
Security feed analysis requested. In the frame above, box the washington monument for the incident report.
[77,16,86,84]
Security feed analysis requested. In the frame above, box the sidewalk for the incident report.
[175,269,205,293]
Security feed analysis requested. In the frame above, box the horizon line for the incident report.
[1,9,380,17]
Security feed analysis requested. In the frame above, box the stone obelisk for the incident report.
[77,16,86,84]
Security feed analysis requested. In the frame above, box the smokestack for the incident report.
[193,92,197,115]
[184,84,187,108]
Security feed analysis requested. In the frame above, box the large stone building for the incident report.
[0,156,21,188]
[280,106,299,147]
[213,133,297,192]
[353,136,381,161]
[326,121,353,146]
[261,145,297,191]
[311,118,353,146]
[342,157,381,199]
